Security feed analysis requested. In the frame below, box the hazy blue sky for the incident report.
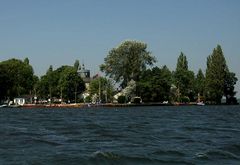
[1,0,240,97]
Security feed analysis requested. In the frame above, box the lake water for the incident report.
[0,105,240,165]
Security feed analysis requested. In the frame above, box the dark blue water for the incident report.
[0,106,240,165]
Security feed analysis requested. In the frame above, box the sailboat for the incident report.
[196,93,205,106]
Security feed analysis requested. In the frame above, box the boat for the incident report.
[196,101,205,106]
[0,104,8,108]
[196,93,205,106]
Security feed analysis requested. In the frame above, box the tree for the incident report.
[176,52,188,70]
[0,64,12,101]
[24,57,29,65]
[74,60,80,71]
[157,65,173,101]
[195,69,205,97]
[137,66,172,102]
[37,65,85,103]
[32,75,39,97]
[48,65,70,99]
[89,77,114,103]
[46,65,55,102]
[174,53,195,101]
[0,58,35,99]
[100,40,156,88]
[224,71,238,104]
[205,45,228,104]
[122,79,136,102]
[136,69,152,102]
[35,75,48,99]
[58,66,85,103]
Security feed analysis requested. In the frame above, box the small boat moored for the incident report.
[196,101,205,106]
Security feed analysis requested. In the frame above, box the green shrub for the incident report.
[180,96,190,103]
[84,96,91,103]
[118,95,126,104]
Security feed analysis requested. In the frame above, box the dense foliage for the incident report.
[224,72,238,104]
[173,52,195,101]
[0,42,238,105]
[0,58,36,101]
[0,59,86,104]
[100,41,238,104]
[36,65,85,103]
[195,69,205,96]
[205,45,238,104]
[100,40,156,88]
[137,66,172,102]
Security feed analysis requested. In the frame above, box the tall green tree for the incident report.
[195,69,205,96]
[176,52,188,71]
[205,45,228,104]
[74,60,80,71]
[174,53,195,101]
[46,65,55,102]
[100,40,156,88]
[24,57,29,65]
[224,71,238,104]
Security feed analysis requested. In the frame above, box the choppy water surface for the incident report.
[0,105,240,165]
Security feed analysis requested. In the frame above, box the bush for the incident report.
[180,96,190,103]
[118,95,126,104]
[84,96,91,103]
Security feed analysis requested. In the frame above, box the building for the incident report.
[13,95,34,106]
[78,64,91,85]
[78,64,91,102]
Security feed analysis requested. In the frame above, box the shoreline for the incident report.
[1,102,239,109]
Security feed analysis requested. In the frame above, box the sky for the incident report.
[0,0,240,97]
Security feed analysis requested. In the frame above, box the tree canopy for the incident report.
[224,72,238,104]
[137,66,172,102]
[0,58,35,100]
[205,45,228,104]
[195,69,205,96]
[100,40,156,88]
[0,43,238,105]
[37,65,85,103]
[173,53,195,101]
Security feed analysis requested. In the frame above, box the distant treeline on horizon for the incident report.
[0,40,238,105]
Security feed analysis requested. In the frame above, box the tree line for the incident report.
[100,41,238,104]
[0,40,238,104]
[0,59,86,103]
